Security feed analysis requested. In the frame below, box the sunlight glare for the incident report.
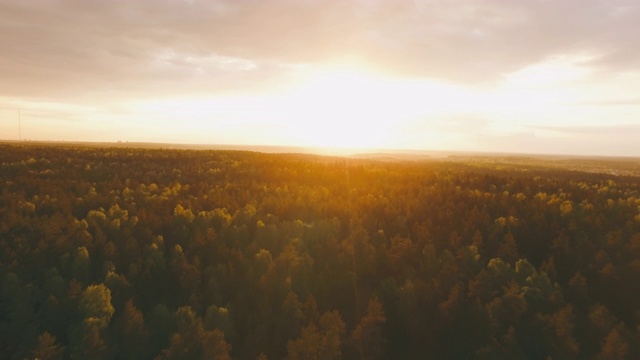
[280,65,469,150]
[120,58,606,152]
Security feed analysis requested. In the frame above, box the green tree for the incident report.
[79,284,115,327]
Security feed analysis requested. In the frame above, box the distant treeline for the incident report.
[1,144,639,359]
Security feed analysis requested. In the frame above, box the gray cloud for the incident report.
[1,0,639,101]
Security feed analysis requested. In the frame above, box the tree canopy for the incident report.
[1,143,640,359]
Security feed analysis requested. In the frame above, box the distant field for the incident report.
[3,139,639,172]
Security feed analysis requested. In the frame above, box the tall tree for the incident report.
[113,299,151,359]
[351,298,387,360]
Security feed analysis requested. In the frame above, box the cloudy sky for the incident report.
[1,0,639,156]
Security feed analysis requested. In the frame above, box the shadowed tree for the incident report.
[286,323,323,360]
[287,310,346,360]
[540,304,580,359]
[204,304,236,346]
[273,291,304,357]
[71,246,91,284]
[71,317,110,360]
[351,298,387,360]
[147,303,173,353]
[31,331,64,360]
[160,306,231,360]
[596,325,629,360]
[496,232,519,264]
[113,299,151,359]
[287,311,345,360]
[201,329,232,360]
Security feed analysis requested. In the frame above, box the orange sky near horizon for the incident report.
[1,0,640,156]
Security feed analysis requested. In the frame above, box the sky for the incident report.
[1,0,640,156]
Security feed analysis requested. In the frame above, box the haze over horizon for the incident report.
[1,0,640,157]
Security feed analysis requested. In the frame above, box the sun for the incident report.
[281,66,406,150]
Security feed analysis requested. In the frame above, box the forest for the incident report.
[1,143,640,359]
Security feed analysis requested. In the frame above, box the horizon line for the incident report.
[1,139,639,160]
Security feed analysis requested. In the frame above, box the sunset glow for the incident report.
[1,0,639,156]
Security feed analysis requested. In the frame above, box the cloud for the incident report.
[1,0,639,102]
[469,127,640,157]
[431,114,491,133]
[569,98,640,106]
[534,123,640,135]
